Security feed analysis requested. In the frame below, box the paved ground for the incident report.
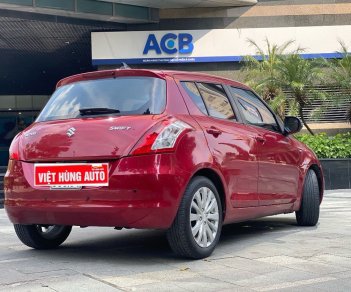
[0,190,350,292]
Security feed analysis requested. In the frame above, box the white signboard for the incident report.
[92,26,351,65]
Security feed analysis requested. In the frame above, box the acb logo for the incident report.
[143,33,194,55]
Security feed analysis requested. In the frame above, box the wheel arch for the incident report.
[191,168,227,220]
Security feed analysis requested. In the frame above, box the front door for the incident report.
[253,127,300,205]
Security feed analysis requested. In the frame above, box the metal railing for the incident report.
[284,86,351,123]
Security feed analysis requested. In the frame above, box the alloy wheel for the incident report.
[35,225,67,240]
[190,187,219,248]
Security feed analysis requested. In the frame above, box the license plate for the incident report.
[34,163,109,187]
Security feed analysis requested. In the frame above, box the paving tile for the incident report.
[0,282,53,292]
[255,278,339,292]
[211,256,284,274]
[173,275,240,292]
[0,267,68,286]
[295,277,351,292]
[102,269,198,288]
[124,281,187,291]
[308,254,351,269]
[44,275,122,292]
[257,255,349,275]
[197,267,258,283]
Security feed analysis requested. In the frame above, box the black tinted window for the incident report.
[181,82,207,115]
[197,83,236,120]
[37,77,166,122]
[230,87,279,132]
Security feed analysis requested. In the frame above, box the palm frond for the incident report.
[268,93,286,118]
[287,99,299,116]
[241,38,295,104]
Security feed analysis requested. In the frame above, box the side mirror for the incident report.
[284,116,302,135]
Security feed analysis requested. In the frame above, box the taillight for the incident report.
[131,119,192,156]
[9,134,21,160]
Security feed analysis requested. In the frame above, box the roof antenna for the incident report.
[120,62,131,69]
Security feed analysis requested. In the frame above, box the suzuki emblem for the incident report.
[66,127,76,137]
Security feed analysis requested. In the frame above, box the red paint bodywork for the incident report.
[4,69,324,228]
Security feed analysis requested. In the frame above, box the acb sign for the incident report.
[143,33,194,55]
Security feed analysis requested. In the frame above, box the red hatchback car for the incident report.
[4,69,323,259]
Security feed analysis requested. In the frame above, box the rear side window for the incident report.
[181,82,207,115]
[229,87,279,132]
[197,83,236,120]
[37,77,166,122]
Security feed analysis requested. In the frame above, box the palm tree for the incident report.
[328,43,351,124]
[241,38,295,117]
[277,54,326,135]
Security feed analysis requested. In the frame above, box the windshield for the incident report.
[36,76,166,122]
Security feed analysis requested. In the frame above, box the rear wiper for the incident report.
[79,108,120,116]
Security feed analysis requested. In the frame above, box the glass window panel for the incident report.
[0,0,32,6]
[230,87,279,132]
[181,82,207,115]
[0,96,16,109]
[77,0,113,15]
[33,95,49,109]
[16,95,32,109]
[115,3,149,20]
[197,83,236,120]
[37,77,166,122]
[36,0,75,11]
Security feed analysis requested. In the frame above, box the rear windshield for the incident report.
[36,77,166,122]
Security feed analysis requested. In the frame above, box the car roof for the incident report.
[56,68,250,90]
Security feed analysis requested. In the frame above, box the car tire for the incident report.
[14,224,72,249]
[167,176,223,259]
[296,169,320,226]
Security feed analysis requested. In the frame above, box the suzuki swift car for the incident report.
[4,69,323,259]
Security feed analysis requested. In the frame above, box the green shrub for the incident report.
[295,132,351,159]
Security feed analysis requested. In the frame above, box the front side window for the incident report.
[197,83,236,120]
[229,87,280,132]
[37,77,166,122]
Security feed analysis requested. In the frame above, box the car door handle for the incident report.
[206,127,222,137]
[256,137,266,143]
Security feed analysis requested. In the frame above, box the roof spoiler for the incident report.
[56,69,166,88]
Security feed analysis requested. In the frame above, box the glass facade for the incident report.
[0,0,152,21]
[116,3,149,20]
[0,95,49,165]
[0,0,32,6]
[77,0,113,16]
[36,0,75,11]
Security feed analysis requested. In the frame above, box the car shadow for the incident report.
[12,215,309,263]
[221,216,301,242]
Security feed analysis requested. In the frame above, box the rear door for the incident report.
[228,87,300,206]
[180,81,259,208]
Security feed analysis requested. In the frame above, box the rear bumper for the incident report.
[4,154,190,229]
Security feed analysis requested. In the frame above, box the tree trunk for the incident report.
[299,105,314,135]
